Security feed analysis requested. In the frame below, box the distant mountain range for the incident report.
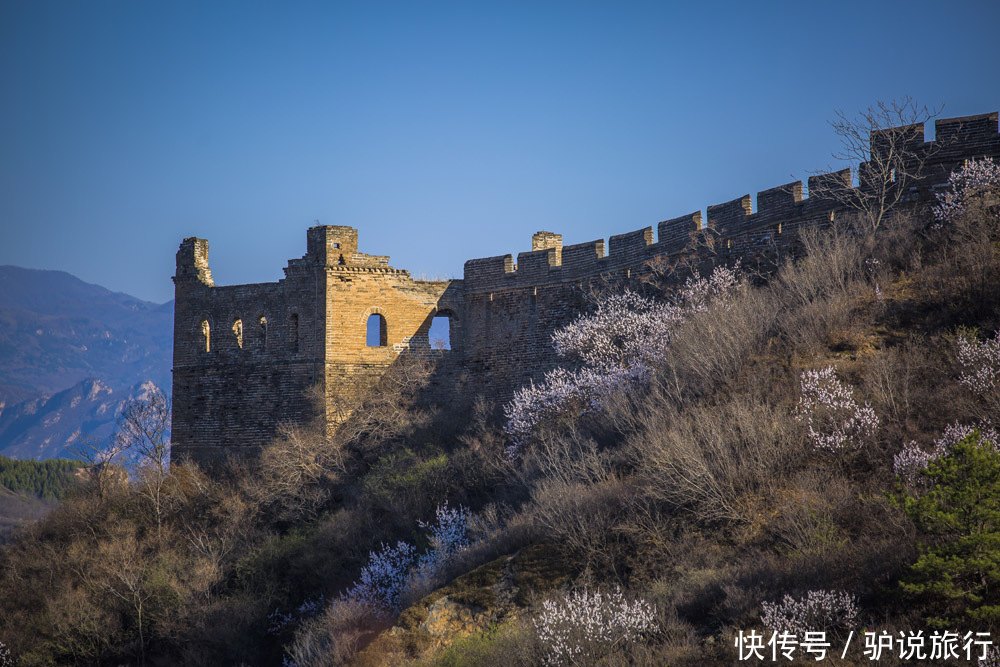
[0,266,172,459]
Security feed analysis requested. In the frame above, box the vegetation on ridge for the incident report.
[0,456,81,501]
[2,152,1000,664]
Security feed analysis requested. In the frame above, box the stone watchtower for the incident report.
[171,226,463,464]
[173,112,1000,464]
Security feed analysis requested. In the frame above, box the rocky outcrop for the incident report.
[351,544,572,666]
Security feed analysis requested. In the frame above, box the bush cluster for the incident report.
[2,158,1000,666]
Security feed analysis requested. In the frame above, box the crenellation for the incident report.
[173,110,1000,466]
[608,227,654,265]
[756,181,803,218]
[935,112,999,146]
[657,212,702,254]
[560,240,606,274]
[807,168,853,201]
[516,248,560,281]
[707,194,753,235]
[870,123,926,164]
[463,254,515,287]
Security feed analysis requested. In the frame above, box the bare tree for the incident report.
[326,354,434,453]
[115,387,172,540]
[248,355,434,522]
[811,97,943,231]
[250,420,346,522]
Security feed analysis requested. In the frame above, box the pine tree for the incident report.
[900,432,1000,628]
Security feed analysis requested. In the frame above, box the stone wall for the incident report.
[172,112,1000,464]
[171,227,465,462]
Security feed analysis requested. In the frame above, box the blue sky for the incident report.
[1,0,999,304]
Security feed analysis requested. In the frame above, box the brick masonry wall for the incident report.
[172,112,1000,464]
[171,228,465,463]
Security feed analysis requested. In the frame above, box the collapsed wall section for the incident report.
[172,244,323,463]
[318,226,465,432]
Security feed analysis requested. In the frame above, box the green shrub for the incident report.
[363,448,450,519]
[899,432,1000,628]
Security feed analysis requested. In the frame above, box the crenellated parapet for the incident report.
[462,111,1000,295]
[173,111,1000,464]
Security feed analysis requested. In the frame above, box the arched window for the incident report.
[259,316,267,349]
[429,314,452,350]
[232,319,243,349]
[366,313,387,347]
[200,320,210,352]
[289,313,299,353]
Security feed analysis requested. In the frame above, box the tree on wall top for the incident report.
[811,97,943,231]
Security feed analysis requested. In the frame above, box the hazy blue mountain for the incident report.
[0,378,166,460]
[0,266,173,459]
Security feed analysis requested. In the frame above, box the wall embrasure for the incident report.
[172,112,1000,464]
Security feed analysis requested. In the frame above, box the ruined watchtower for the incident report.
[171,225,463,463]
[173,112,1000,465]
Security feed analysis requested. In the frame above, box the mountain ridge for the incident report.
[0,266,173,459]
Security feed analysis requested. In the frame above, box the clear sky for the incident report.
[1,0,999,304]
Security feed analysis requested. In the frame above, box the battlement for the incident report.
[936,112,1000,145]
[174,110,1000,465]
[708,195,753,236]
[658,212,702,254]
[462,112,1000,293]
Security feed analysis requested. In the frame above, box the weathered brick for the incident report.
[172,111,1000,465]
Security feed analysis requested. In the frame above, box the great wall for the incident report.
[171,112,1000,464]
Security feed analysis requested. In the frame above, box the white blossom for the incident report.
[957,331,1000,397]
[340,502,473,615]
[760,590,858,636]
[533,587,658,665]
[933,157,1000,224]
[796,366,879,451]
[343,540,416,614]
[409,501,471,587]
[504,264,742,456]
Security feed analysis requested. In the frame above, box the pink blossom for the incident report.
[893,440,940,486]
[893,420,999,485]
[981,645,1000,667]
[933,158,1000,223]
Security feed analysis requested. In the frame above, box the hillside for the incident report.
[0,266,173,458]
[1,161,1000,665]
